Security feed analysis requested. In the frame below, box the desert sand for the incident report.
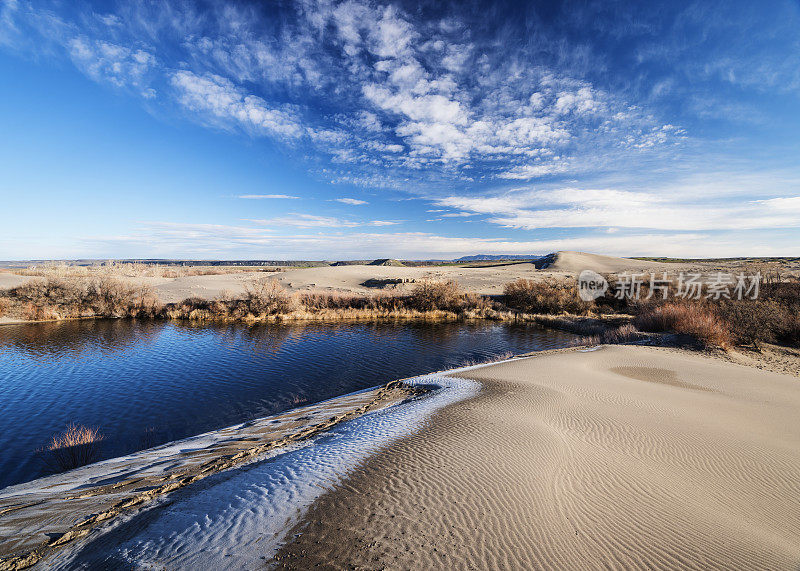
[275,345,800,569]
[0,252,712,304]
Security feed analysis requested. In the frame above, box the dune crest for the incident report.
[541,250,673,273]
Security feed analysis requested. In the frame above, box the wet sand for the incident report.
[275,345,800,569]
[0,382,417,569]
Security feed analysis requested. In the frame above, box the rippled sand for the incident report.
[0,382,417,569]
[276,345,800,569]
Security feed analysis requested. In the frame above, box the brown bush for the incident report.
[634,302,731,348]
[409,280,463,311]
[40,423,104,472]
[718,299,800,347]
[0,296,8,317]
[244,279,296,315]
[578,323,645,346]
[6,277,161,319]
[504,278,591,315]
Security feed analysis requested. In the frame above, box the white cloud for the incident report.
[68,37,157,96]
[441,211,477,218]
[255,214,397,228]
[435,181,800,231]
[498,163,569,180]
[334,198,368,205]
[238,194,300,199]
[75,221,800,260]
[0,0,690,186]
[170,70,302,139]
[553,87,601,116]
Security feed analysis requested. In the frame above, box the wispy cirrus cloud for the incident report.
[238,194,300,200]
[249,214,398,228]
[170,70,303,139]
[435,172,800,231]
[2,0,799,259]
[0,0,688,189]
[333,198,368,205]
[76,221,797,260]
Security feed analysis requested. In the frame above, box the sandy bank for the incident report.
[276,345,800,569]
[0,382,418,570]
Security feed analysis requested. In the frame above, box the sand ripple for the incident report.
[276,345,800,570]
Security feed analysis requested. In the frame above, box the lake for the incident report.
[0,319,575,488]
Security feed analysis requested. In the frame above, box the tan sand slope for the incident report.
[0,264,547,303]
[0,273,30,292]
[542,250,675,273]
[276,345,800,569]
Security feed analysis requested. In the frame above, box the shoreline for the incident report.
[35,368,488,569]
[2,344,799,568]
[274,345,800,569]
[0,380,427,569]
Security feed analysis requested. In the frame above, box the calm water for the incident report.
[0,319,575,489]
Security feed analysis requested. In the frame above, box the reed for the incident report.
[40,423,105,472]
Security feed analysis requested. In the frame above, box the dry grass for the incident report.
[39,423,104,472]
[634,302,732,349]
[504,278,591,315]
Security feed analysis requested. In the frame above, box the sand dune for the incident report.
[542,250,675,273]
[276,345,800,569]
[0,252,703,304]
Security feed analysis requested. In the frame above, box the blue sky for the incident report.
[1,0,799,260]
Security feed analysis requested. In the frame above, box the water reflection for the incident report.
[0,319,162,360]
[0,319,575,488]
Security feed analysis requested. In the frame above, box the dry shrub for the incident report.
[7,277,160,319]
[40,423,104,472]
[0,296,9,317]
[504,278,591,315]
[131,285,163,317]
[87,278,135,316]
[299,291,369,310]
[634,302,731,348]
[22,303,61,321]
[409,280,463,311]
[244,279,296,315]
[582,323,644,345]
[718,299,800,347]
